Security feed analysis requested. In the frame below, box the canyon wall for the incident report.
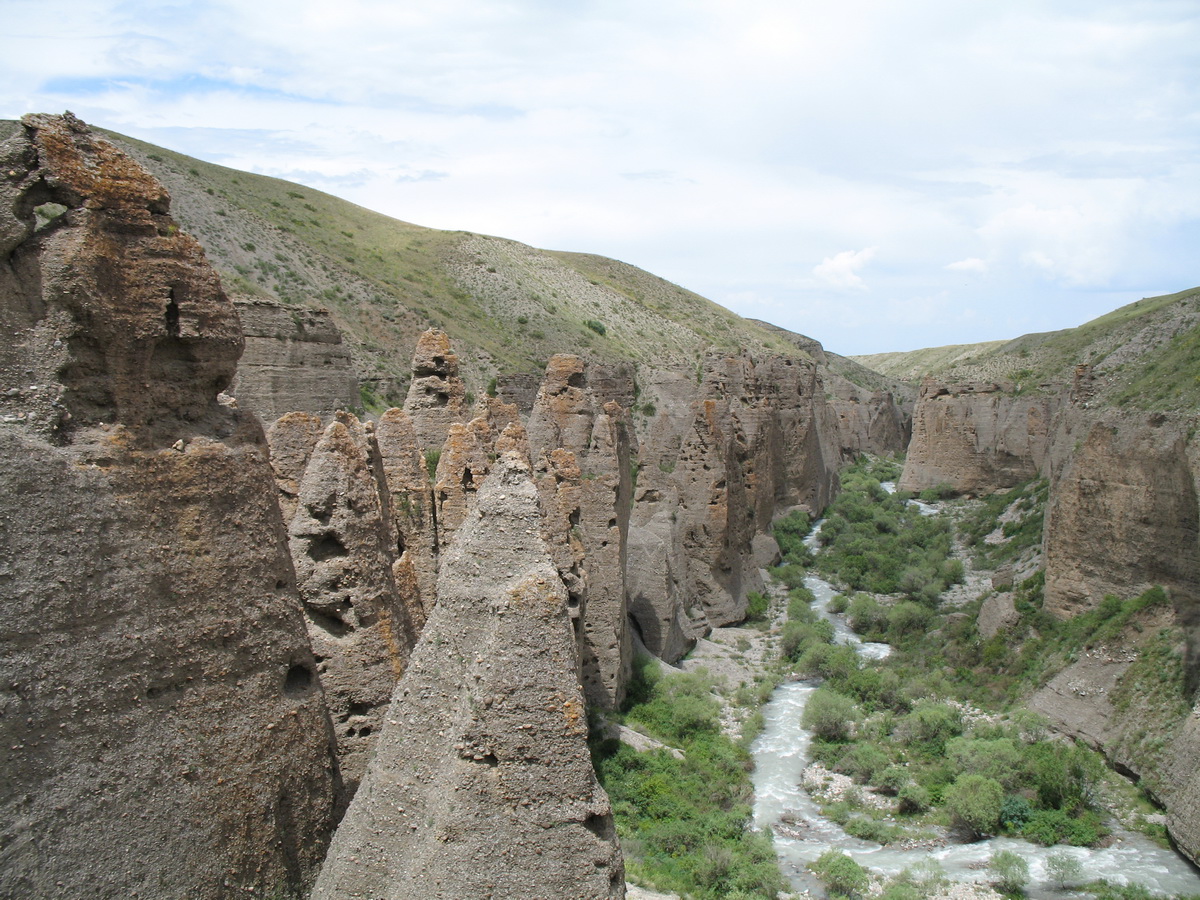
[899,379,1059,495]
[0,114,340,899]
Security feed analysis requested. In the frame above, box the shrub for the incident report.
[900,701,963,757]
[847,594,888,636]
[944,774,1003,838]
[810,850,869,899]
[584,319,607,335]
[987,849,1029,893]
[841,742,889,784]
[423,448,441,480]
[1046,849,1083,889]
[744,591,769,623]
[897,782,931,814]
[802,688,858,742]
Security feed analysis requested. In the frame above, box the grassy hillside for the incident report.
[851,287,1200,412]
[87,127,803,402]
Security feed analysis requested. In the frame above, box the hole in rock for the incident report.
[284,664,313,694]
[307,534,348,562]
[164,289,180,338]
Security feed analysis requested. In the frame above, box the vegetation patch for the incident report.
[591,658,785,899]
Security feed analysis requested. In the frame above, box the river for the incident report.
[750,513,1200,897]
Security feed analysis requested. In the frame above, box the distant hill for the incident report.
[72,127,814,406]
[852,286,1200,412]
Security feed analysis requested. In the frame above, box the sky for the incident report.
[4,1,1198,355]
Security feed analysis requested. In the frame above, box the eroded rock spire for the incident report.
[313,452,624,900]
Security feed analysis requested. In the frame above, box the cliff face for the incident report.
[627,350,842,659]
[1043,413,1199,622]
[0,114,340,898]
[528,355,634,709]
[899,379,1058,495]
[312,453,624,900]
[230,297,358,423]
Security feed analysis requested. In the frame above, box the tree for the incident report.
[1046,850,1083,889]
[988,849,1029,893]
[944,774,1004,839]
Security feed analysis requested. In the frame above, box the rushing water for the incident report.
[751,516,1200,897]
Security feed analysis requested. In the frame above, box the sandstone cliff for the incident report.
[528,355,634,709]
[312,453,624,900]
[0,114,340,899]
[627,350,842,660]
[230,297,358,423]
[899,378,1059,495]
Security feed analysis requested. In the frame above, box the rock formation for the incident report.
[312,453,625,900]
[899,379,1058,495]
[626,350,841,659]
[288,412,421,793]
[230,297,358,423]
[826,375,911,461]
[0,113,340,898]
[403,328,467,450]
[1042,412,1200,634]
[528,355,633,709]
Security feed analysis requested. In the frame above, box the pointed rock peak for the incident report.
[409,328,459,378]
[313,448,624,899]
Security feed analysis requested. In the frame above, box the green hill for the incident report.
[93,128,804,403]
[852,286,1200,412]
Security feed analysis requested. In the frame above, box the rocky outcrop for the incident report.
[899,379,1059,495]
[313,453,624,900]
[288,412,421,793]
[1042,413,1199,623]
[627,351,841,660]
[528,355,633,709]
[403,328,467,450]
[230,297,358,423]
[0,113,340,899]
[375,407,439,617]
[826,375,911,460]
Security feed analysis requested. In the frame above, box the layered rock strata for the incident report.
[528,355,633,709]
[0,113,340,899]
[899,379,1059,495]
[1041,412,1200,692]
[230,297,358,423]
[313,453,624,900]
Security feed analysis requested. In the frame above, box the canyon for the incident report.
[1,114,1198,898]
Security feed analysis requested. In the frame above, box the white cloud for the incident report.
[2,0,1197,354]
[946,258,988,274]
[813,248,878,291]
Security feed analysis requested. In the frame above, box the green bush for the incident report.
[744,591,770,623]
[944,774,1004,838]
[802,688,858,742]
[897,782,931,814]
[988,849,1029,893]
[810,850,869,899]
[584,319,607,335]
[1046,849,1084,889]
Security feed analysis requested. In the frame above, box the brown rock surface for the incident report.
[230,297,358,423]
[1043,413,1199,622]
[528,355,633,709]
[312,453,624,900]
[375,407,439,619]
[899,379,1058,495]
[402,327,467,450]
[267,410,325,522]
[0,113,340,899]
[629,351,840,646]
[289,412,420,793]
